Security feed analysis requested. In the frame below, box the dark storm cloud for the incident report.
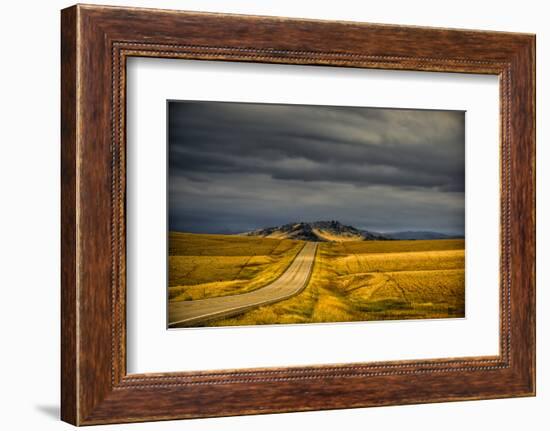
[168,101,465,234]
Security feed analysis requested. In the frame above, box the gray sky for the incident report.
[168,101,465,235]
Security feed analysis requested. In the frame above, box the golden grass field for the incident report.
[168,233,465,326]
[168,232,303,301]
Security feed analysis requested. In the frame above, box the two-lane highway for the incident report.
[168,242,318,327]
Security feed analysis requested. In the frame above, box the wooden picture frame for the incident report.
[61,4,535,425]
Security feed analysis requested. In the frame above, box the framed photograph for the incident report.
[61,4,535,425]
[165,101,466,329]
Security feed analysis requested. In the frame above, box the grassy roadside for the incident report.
[168,232,304,301]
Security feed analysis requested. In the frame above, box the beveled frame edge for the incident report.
[61,4,535,426]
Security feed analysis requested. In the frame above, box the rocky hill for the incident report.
[242,220,388,242]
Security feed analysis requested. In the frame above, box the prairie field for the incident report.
[209,239,465,326]
[168,232,303,301]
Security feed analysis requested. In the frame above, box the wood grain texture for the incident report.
[60,4,535,425]
[60,5,78,425]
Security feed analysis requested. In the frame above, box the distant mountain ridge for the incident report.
[385,231,464,240]
[241,220,462,242]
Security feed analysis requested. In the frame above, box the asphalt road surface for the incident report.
[168,242,318,328]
